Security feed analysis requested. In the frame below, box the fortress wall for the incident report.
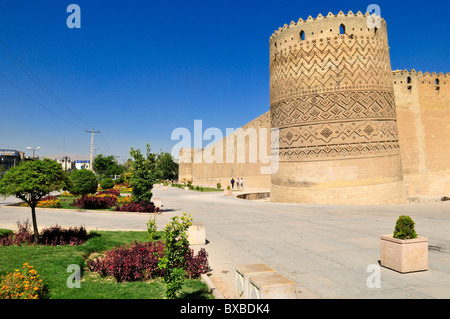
[394,70,450,197]
[177,11,449,202]
[179,111,272,189]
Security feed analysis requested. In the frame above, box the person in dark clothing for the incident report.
[231,178,235,189]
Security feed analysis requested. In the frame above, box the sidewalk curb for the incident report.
[201,274,225,299]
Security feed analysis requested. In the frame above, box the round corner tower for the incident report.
[269,10,406,204]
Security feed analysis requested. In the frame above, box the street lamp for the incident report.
[26,146,41,159]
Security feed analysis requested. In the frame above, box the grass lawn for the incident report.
[171,184,223,192]
[0,230,213,299]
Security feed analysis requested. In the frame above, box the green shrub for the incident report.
[100,178,115,190]
[146,217,157,240]
[393,215,417,240]
[216,183,221,189]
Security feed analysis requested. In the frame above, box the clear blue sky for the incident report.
[1,0,449,162]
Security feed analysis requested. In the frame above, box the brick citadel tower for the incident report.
[178,10,449,205]
[269,11,405,204]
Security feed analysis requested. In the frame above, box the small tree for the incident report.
[156,152,178,180]
[68,169,98,209]
[93,154,124,178]
[129,143,158,203]
[157,213,193,299]
[0,159,68,243]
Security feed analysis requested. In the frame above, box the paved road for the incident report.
[1,188,450,299]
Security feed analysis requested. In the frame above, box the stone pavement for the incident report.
[1,187,450,299]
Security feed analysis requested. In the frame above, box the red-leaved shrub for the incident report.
[185,248,209,279]
[0,220,34,246]
[87,241,165,282]
[0,220,87,246]
[72,195,117,209]
[114,201,160,213]
[39,224,88,246]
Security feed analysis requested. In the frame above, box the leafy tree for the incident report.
[93,154,124,178]
[68,169,98,209]
[0,159,68,243]
[156,152,178,180]
[129,143,158,203]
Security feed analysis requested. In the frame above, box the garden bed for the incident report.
[0,227,212,299]
[8,190,161,213]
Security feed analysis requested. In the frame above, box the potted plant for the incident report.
[380,215,428,273]
[224,186,232,196]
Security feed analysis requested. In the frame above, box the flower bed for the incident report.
[87,241,209,283]
[97,189,120,196]
[116,195,133,205]
[20,195,62,208]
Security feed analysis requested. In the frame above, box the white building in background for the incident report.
[75,160,90,170]
[57,158,75,171]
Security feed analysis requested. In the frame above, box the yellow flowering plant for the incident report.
[21,199,61,208]
[0,263,46,299]
[116,195,133,205]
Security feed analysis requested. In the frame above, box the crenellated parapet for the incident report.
[392,69,449,95]
[269,10,387,55]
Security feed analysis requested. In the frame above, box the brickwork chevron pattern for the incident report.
[270,33,400,161]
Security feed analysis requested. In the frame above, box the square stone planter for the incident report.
[235,264,276,299]
[224,189,233,196]
[153,197,162,209]
[380,234,428,273]
[249,273,297,299]
[187,223,206,245]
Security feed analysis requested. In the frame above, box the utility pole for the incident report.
[86,129,100,170]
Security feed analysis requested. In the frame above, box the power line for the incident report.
[0,70,82,129]
[0,40,120,159]
[0,39,93,128]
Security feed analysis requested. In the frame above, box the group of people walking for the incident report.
[230,177,244,189]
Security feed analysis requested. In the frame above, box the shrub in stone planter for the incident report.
[224,186,232,196]
[380,215,428,273]
[393,215,417,240]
